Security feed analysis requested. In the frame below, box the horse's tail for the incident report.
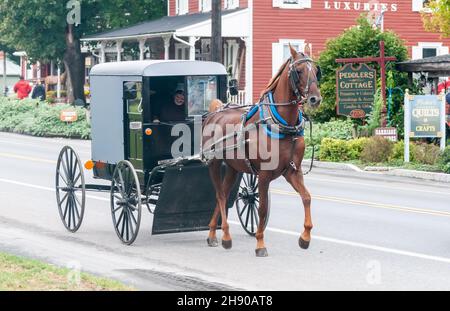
[209,99,224,113]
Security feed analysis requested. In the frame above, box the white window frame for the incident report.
[272,39,306,75]
[224,0,240,10]
[273,0,312,9]
[199,0,212,12]
[412,0,432,13]
[176,0,189,15]
[412,42,449,60]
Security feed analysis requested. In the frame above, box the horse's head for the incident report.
[288,44,322,109]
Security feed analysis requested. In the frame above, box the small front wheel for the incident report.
[110,161,142,245]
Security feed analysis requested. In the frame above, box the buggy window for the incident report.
[187,76,218,116]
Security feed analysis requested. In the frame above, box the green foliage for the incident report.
[314,17,409,123]
[361,88,383,135]
[438,146,450,173]
[412,143,441,165]
[0,98,90,139]
[360,136,394,163]
[390,141,416,162]
[0,1,167,62]
[319,137,369,162]
[304,119,354,158]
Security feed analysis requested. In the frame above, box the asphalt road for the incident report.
[0,132,450,290]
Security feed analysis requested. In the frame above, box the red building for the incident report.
[83,0,450,104]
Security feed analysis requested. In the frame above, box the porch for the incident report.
[82,8,251,105]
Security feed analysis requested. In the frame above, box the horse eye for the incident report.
[316,66,322,82]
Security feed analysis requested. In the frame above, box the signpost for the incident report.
[404,90,446,162]
[336,63,376,118]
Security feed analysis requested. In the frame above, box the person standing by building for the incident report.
[31,79,46,101]
[13,76,32,100]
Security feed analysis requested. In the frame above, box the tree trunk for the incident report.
[64,24,85,104]
[2,51,7,96]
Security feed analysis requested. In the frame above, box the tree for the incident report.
[0,0,166,103]
[422,0,450,38]
[315,17,410,125]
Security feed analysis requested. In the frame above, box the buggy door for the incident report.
[124,81,143,172]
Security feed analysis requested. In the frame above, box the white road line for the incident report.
[1,177,450,266]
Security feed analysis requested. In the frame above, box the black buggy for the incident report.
[55,60,270,245]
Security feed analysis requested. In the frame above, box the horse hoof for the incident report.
[207,237,218,247]
[222,239,232,250]
[299,237,310,250]
[255,248,269,257]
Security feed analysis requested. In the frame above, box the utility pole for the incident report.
[211,0,222,63]
[2,51,6,96]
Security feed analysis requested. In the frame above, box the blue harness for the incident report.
[246,92,305,139]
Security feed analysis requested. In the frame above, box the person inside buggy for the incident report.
[149,76,219,124]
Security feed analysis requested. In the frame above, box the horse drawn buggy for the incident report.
[55,60,266,245]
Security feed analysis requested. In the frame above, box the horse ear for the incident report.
[304,43,312,57]
[289,43,297,59]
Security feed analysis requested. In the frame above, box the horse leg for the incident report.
[207,161,235,249]
[255,173,271,257]
[284,169,313,250]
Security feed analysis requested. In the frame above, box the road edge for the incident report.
[302,159,450,183]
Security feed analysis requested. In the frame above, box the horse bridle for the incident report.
[288,55,320,105]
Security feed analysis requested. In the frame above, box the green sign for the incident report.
[336,63,376,118]
[408,95,444,138]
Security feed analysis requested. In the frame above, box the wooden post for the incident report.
[379,41,388,127]
[211,0,222,64]
[2,51,6,96]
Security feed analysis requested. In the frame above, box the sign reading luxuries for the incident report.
[336,63,376,118]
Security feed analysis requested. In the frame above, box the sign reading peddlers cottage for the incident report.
[336,63,376,118]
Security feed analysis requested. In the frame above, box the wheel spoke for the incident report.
[250,204,254,233]
[58,171,69,186]
[61,158,71,183]
[243,175,249,188]
[120,210,127,238]
[128,215,135,239]
[64,151,71,180]
[239,203,248,217]
[59,192,69,205]
[115,210,124,228]
[62,197,70,220]
[73,172,82,186]
[245,204,251,229]
[129,208,138,225]
[117,169,126,195]
[71,197,78,228]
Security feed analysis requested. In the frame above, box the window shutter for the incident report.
[272,43,283,76]
[412,0,422,12]
[273,0,283,8]
[439,46,449,56]
[412,46,422,60]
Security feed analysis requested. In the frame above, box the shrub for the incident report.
[437,146,450,173]
[0,97,90,139]
[347,138,370,160]
[360,136,394,163]
[412,143,441,165]
[390,141,416,162]
[319,138,351,162]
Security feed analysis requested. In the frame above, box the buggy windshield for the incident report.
[187,76,218,116]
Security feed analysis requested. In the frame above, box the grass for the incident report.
[0,252,134,291]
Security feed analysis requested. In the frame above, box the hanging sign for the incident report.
[336,63,377,118]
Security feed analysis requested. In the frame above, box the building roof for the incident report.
[0,58,21,76]
[90,60,227,77]
[396,54,450,76]
[83,9,244,41]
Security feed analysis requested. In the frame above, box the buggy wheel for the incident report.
[236,174,270,237]
[111,161,142,245]
[56,146,86,233]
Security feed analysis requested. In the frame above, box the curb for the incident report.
[302,159,450,183]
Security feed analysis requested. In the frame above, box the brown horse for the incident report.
[202,46,322,257]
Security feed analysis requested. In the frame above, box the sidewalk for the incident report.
[302,160,450,183]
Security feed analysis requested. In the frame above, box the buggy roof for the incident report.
[90,60,227,77]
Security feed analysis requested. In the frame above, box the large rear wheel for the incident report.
[110,161,142,245]
[56,146,86,233]
[236,174,270,237]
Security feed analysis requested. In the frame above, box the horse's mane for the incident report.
[260,59,290,99]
